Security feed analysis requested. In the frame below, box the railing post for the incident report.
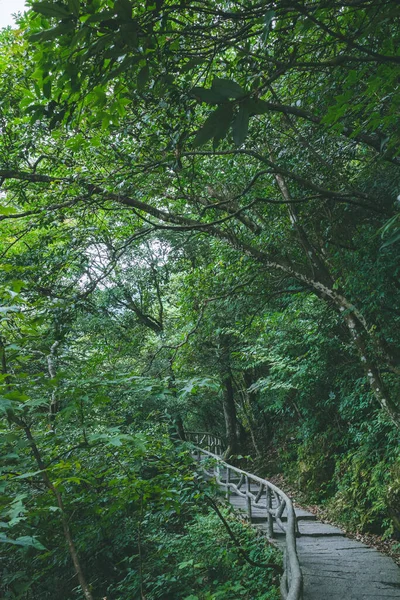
[246,476,252,519]
[226,467,231,501]
[266,485,274,539]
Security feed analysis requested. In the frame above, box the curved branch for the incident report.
[205,495,283,573]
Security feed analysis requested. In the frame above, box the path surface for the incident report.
[227,491,400,599]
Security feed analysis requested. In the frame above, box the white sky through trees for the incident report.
[0,0,27,28]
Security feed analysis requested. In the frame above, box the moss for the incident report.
[277,432,400,538]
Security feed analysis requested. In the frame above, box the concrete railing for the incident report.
[186,432,303,600]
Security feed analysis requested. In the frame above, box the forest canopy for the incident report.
[0,1,400,598]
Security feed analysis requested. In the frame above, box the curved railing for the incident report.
[185,431,224,455]
[185,432,303,600]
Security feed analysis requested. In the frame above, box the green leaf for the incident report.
[0,205,17,215]
[115,0,132,20]
[137,65,150,91]
[381,230,400,248]
[105,55,139,81]
[380,213,399,235]
[29,22,75,43]
[211,78,245,99]
[32,2,71,18]
[0,534,47,550]
[193,105,233,148]
[68,0,80,17]
[262,10,275,42]
[0,398,17,415]
[24,398,51,409]
[178,559,194,569]
[43,79,52,99]
[191,87,224,105]
[4,391,29,401]
[246,98,271,115]
[182,58,204,72]
[84,34,113,58]
[13,470,44,480]
[108,436,123,447]
[81,11,115,24]
[213,104,234,149]
[232,104,250,146]
[2,453,20,461]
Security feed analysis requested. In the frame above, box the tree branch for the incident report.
[205,495,282,573]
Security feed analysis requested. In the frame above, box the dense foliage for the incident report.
[0,0,399,597]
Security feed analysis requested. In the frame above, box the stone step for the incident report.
[256,520,344,538]
[227,495,317,524]
[295,521,344,537]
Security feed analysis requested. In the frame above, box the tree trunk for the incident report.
[47,340,60,429]
[175,414,186,441]
[0,337,12,388]
[221,372,240,457]
[167,359,186,441]
[16,421,95,600]
[341,310,400,427]
[240,372,263,457]
[272,168,400,428]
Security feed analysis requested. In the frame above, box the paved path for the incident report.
[227,491,400,599]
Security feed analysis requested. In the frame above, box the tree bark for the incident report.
[0,337,12,388]
[47,340,60,428]
[239,373,262,457]
[272,168,400,428]
[13,420,95,600]
[221,372,240,457]
[340,310,400,427]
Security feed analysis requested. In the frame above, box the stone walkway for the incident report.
[228,492,400,599]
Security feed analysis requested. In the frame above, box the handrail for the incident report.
[186,433,303,600]
[185,431,224,456]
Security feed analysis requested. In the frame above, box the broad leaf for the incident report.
[137,65,150,91]
[262,10,275,42]
[43,79,52,99]
[68,0,80,18]
[211,78,245,99]
[82,11,115,24]
[0,534,47,550]
[0,399,17,415]
[13,470,44,480]
[32,2,72,18]
[0,205,17,215]
[232,104,250,146]
[191,87,224,105]
[381,230,400,248]
[115,0,132,20]
[193,104,233,148]
[246,98,271,115]
[213,104,234,149]
[29,22,75,43]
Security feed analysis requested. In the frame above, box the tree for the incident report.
[1,6,400,590]
[1,0,395,424]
